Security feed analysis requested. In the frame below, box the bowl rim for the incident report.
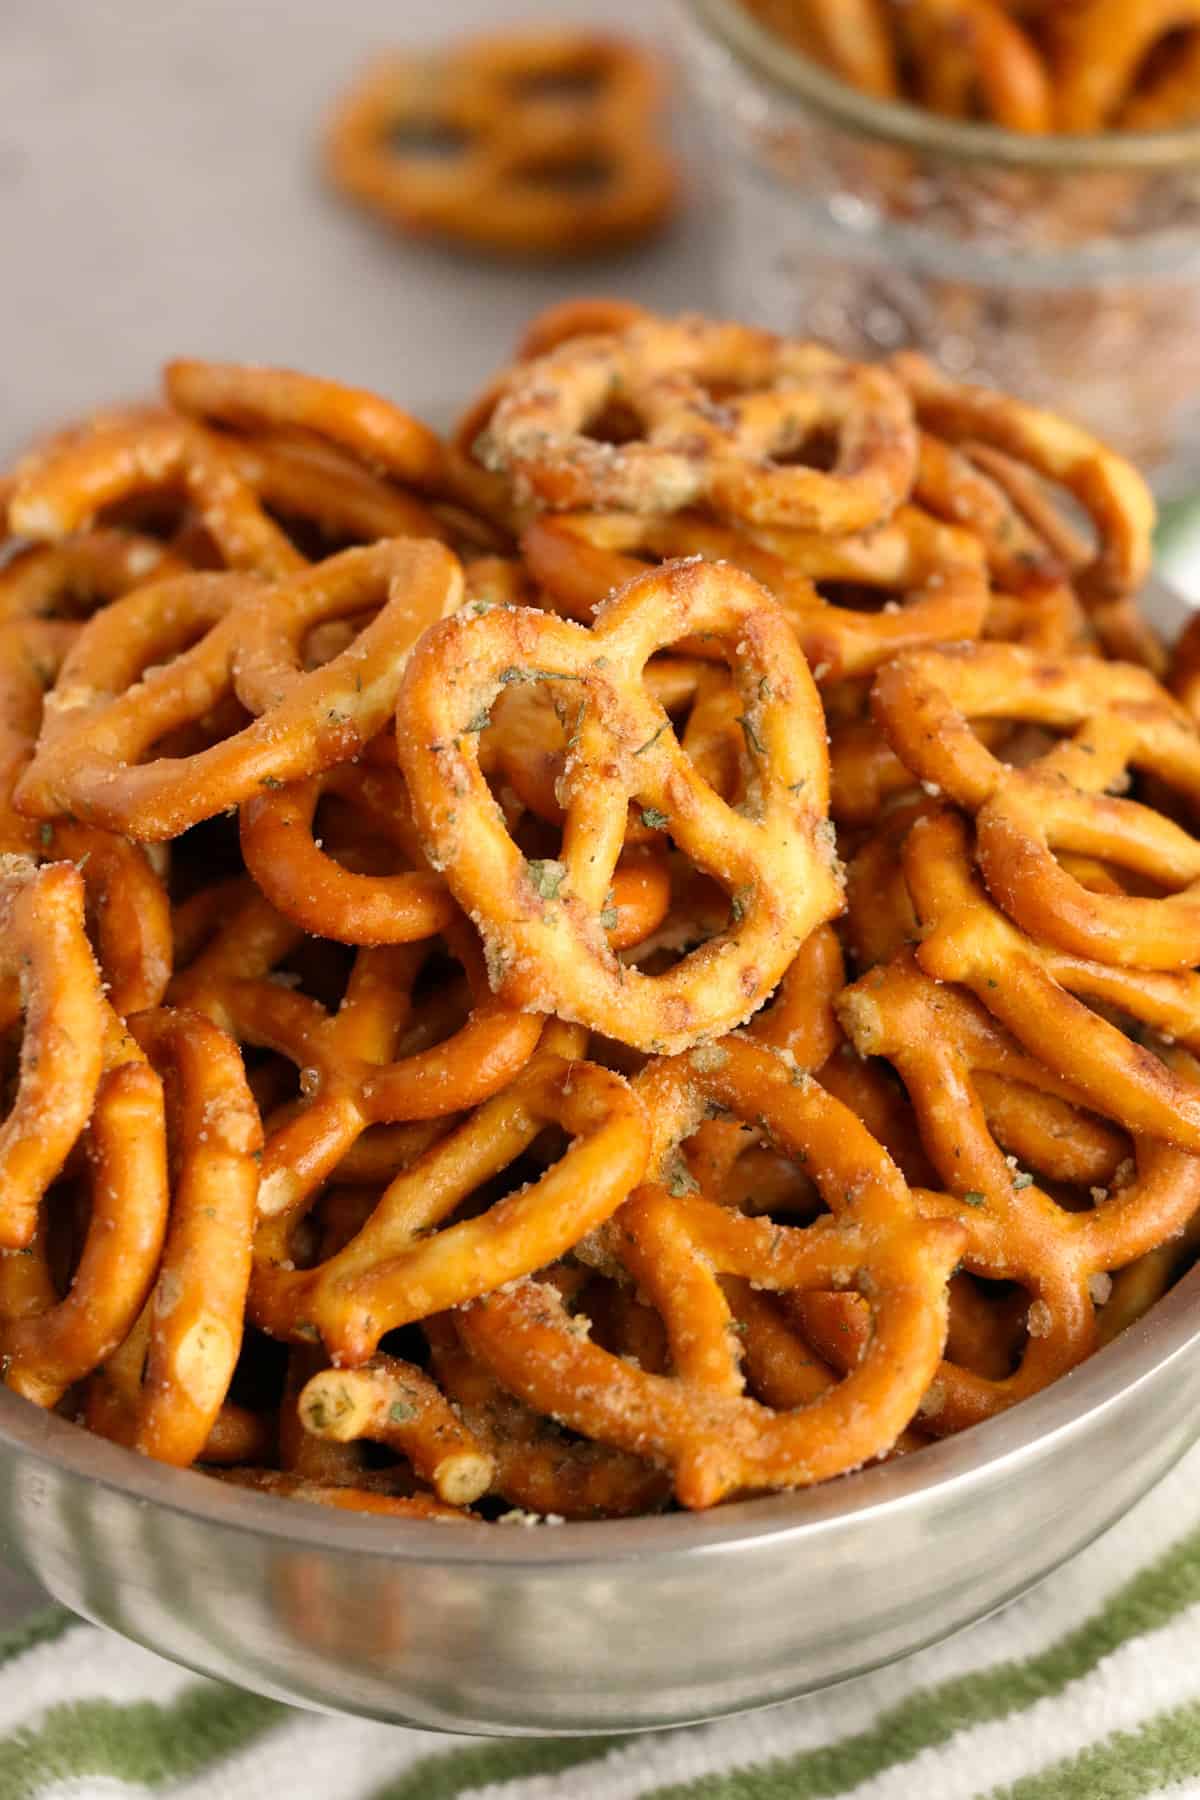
[4,1257,1200,1571]
[682,0,1200,173]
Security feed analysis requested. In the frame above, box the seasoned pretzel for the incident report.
[0,1046,168,1408]
[399,560,842,1053]
[164,360,446,496]
[1052,0,1200,132]
[523,504,989,680]
[8,414,302,579]
[892,354,1155,613]
[298,1353,494,1504]
[873,642,1200,969]
[211,1468,470,1519]
[897,0,1053,132]
[16,539,462,838]
[82,1009,262,1465]
[324,30,677,259]
[838,950,1200,1429]
[425,1312,669,1518]
[741,0,898,97]
[480,316,917,530]
[173,895,545,1221]
[905,807,1200,1152]
[0,530,188,622]
[0,860,109,1249]
[252,1043,646,1360]
[461,1038,963,1507]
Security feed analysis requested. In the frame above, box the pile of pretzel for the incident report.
[0,297,1195,1523]
[744,0,1200,134]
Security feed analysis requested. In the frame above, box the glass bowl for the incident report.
[676,0,1200,495]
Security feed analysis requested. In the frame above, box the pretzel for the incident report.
[873,642,1200,969]
[1119,32,1200,130]
[251,1043,646,1361]
[516,297,650,361]
[400,559,842,1053]
[896,0,1053,132]
[838,950,1200,1429]
[523,504,989,680]
[173,893,545,1221]
[0,1043,168,1409]
[0,530,189,621]
[80,1009,262,1465]
[891,355,1155,615]
[7,414,303,579]
[238,760,668,951]
[164,360,447,496]
[461,1038,963,1507]
[298,1353,494,1505]
[1051,0,1200,132]
[0,860,110,1250]
[741,0,898,97]
[211,1469,471,1519]
[425,1313,669,1517]
[480,316,918,531]
[903,807,1200,1152]
[15,538,462,838]
[324,30,677,259]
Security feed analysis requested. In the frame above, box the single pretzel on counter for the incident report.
[399,557,842,1053]
[324,30,677,259]
[478,315,918,531]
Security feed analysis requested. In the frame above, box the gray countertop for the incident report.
[2,0,718,459]
[0,0,714,1627]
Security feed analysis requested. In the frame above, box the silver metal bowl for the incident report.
[0,574,1193,1735]
[0,1260,1197,1734]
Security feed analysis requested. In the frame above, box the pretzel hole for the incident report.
[1131,29,1199,103]
[767,424,840,473]
[508,66,607,105]
[512,153,617,196]
[387,119,474,163]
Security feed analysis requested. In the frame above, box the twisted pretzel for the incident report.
[82,1009,262,1465]
[873,642,1200,969]
[892,354,1155,614]
[324,30,677,259]
[424,1312,669,1518]
[461,1038,963,1507]
[298,1353,494,1505]
[16,538,462,838]
[838,950,1200,1429]
[897,0,1053,132]
[905,807,1200,1152]
[0,860,109,1250]
[252,1042,645,1361]
[1052,0,1200,132]
[522,504,989,680]
[8,414,302,579]
[0,530,188,622]
[480,316,917,531]
[164,360,446,496]
[399,559,842,1053]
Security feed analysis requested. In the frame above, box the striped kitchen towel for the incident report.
[5,1437,1200,1799]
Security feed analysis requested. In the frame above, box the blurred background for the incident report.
[1,0,716,459]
